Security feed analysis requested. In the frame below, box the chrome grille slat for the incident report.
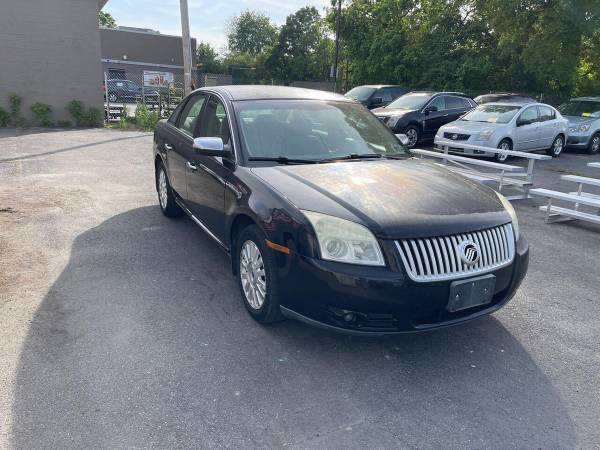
[395,224,515,282]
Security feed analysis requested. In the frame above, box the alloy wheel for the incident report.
[406,128,418,147]
[158,168,168,209]
[553,137,563,156]
[239,240,267,310]
[496,142,510,162]
[591,135,600,154]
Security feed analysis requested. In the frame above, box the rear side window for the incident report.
[446,96,470,109]
[538,106,556,121]
[168,100,186,125]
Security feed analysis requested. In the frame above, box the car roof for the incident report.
[353,85,404,89]
[483,102,555,108]
[408,91,469,97]
[199,85,352,102]
[571,96,600,102]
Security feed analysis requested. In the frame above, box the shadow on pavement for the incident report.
[11,206,575,448]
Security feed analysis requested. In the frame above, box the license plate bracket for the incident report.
[447,274,496,313]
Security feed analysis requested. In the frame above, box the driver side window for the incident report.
[518,107,539,125]
[178,94,206,136]
[428,96,446,111]
[198,95,231,147]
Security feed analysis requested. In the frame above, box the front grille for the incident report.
[443,132,470,141]
[395,224,515,282]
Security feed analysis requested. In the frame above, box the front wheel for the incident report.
[588,133,600,155]
[236,225,284,324]
[108,92,118,103]
[494,139,511,163]
[404,126,420,148]
[547,135,564,157]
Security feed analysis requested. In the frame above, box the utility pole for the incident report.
[332,0,342,93]
[180,0,193,95]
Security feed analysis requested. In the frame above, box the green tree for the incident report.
[227,11,278,55]
[197,42,224,73]
[98,11,117,28]
[267,6,332,83]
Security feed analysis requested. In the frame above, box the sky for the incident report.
[104,0,331,54]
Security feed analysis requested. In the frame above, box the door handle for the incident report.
[187,161,198,171]
[164,143,173,151]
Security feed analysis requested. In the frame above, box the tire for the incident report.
[236,225,284,324]
[547,135,564,157]
[108,93,118,103]
[156,162,183,218]
[494,139,511,163]
[404,125,420,148]
[587,133,600,155]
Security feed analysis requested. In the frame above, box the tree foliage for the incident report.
[227,11,278,55]
[332,0,600,102]
[196,42,224,74]
[98,11,117,28]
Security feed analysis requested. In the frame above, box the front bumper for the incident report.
[278,236,529,335]
[566,133,590,148]
[433,138,494,157]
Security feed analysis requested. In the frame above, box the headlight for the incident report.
[302,211,385,266]
[496,192,519,240]
[479,129,494,141]
[386,116,400,128]
[570,124,592,133]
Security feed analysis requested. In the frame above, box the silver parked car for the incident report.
[557,97,600,154]
[434,102,569,162]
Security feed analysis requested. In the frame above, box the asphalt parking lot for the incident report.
[1,128,599,449]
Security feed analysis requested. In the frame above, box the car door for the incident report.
[513,106,540,150]
[165,93,207,198]
[536,105,557,148]
[185,94,231,243]
[445,96,473,123]
[421,95,447,138]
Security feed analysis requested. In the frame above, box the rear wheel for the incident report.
[156,162,183,217]
[588,133,600,155]
[236,225,284,324]
[547,135,564,157]
[494,139,511,163]
[404,125,420,148]
[108,92,117,103]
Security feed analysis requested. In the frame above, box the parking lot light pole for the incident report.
[333,0,341,93]
[179,0,193,96]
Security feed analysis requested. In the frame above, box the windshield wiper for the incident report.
[248,156,320,164]
[318,153,384,163]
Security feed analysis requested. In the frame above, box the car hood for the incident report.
[439,121,500,135]
[251,159,510,239]
[565,116,597,126]
[371,107,416,117]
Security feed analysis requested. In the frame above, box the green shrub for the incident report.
[30,102,53,127]
[119,113,127,129]
[9,93,26,127]
[66,100,101,127]
[134,103,160,130]
[0,107,9,127]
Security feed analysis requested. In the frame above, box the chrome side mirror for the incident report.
[396,133,410,146]
[192,137,230,157]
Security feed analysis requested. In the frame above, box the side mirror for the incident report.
[424,105,438,114]
[193,137,230,157]
[516,119,527,127]
[396,133,410,146]
[371,96,383,106]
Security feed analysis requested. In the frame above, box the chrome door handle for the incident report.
[186,161,198,171]
[164,143,173,151]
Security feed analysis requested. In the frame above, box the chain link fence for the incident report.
[103,70,232,124]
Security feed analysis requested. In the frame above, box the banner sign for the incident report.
[143,70,174,88]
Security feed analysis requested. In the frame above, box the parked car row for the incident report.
[345,86,600,158]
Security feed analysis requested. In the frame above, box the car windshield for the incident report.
[557,100,600,118]
[235,100,408,162]
[460,104,521,124]
[387,92,432,110]
[344,86,376,102]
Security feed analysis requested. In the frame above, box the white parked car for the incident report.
[434,102,569,162]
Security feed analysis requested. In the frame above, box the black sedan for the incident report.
[153,86,528,335]
[344,85,407,109]
[373,91,477,148]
